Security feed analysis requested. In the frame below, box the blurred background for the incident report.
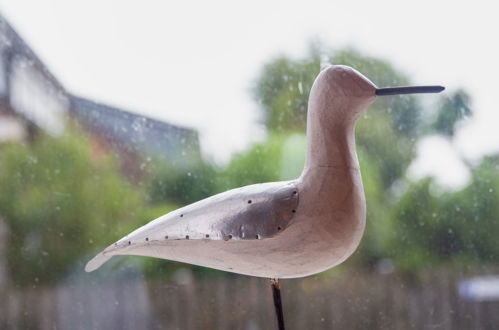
[0,1,498,329]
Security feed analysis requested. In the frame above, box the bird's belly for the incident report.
[122,216,364,278]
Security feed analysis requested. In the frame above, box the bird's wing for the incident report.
[85,180,299,272]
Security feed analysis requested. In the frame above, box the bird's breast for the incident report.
[290,165,366,269]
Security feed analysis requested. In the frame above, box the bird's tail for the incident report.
[85,252,112,272]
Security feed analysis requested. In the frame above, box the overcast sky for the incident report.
[1,0,497,187]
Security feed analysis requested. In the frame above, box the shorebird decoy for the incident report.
[86,65,444,329]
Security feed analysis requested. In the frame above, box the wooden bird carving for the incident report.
[86,65,443,278]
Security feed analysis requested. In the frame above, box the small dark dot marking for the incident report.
[185,235,189,239]
[165,235,168,239]
[228,234,233,239]
[293,191,297,195]
[180,214,184,218]
[247,200,252,204]
[128,241,131,245]
[255,234,260,239]
[277,226,282,231]
[145,237,149,241]
[205,234,210,238]
[292,209,296,213]
[114,243,117,246]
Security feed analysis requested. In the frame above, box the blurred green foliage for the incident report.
[145,157,218,206]
[432,89,472,138]
[0,132,144,286]
[389,156,499,271]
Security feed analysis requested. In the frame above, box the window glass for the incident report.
[0,2,497,329]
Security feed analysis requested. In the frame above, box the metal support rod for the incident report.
[271,278,285,330]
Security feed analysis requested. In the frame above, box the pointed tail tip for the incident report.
[85,253,112,272]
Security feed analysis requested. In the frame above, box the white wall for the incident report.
[9,56,68,135]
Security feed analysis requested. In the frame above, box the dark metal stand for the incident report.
[271,278,285,330]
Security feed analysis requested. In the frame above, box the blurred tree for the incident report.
[146,157,218,206]
[432,89,472,138]
[387,155,499,272]
[216,134,286,191]
[0,132,144,286]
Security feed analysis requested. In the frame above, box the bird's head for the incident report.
[315,65,377,98]
[308,65,444,123]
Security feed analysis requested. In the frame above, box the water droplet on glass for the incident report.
[298,81,303,94]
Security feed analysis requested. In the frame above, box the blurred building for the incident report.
[69,96,200,180]
[0,14,68,142]
[0,13,200,180]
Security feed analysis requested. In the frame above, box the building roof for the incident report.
[1,13,201,163]
[69,96,200,161]
[0,14,66,93]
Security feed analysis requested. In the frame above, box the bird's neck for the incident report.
[303,95,374,170]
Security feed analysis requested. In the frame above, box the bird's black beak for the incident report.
[375,85,445,96]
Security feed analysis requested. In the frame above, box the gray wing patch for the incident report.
[210,181,299,240]
[111,181,299,248]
